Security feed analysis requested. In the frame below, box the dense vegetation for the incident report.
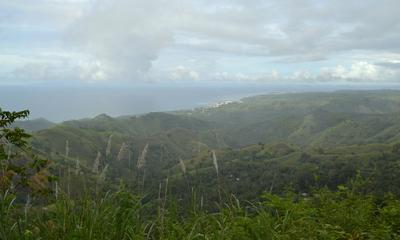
[3,90,400,239]
[3,186,400,239]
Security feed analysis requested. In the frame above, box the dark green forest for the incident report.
[2,90,400,239]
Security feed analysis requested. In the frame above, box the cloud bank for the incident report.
[1,0,400,84]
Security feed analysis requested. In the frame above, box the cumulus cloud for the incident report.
[169,66,200,81]
[319,62,399,82]
[211,61,400,83]
[4,52,112,83]
[66,0,181,80]
[214,70,280,82]
[77,60,108,81]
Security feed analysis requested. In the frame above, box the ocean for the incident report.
[1,82,399,122]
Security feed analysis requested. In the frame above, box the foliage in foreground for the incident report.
[0,108,53,197]
[2,186,400,240]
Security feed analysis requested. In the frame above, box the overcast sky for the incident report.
[1,0,400,85]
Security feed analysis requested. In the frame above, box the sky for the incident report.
[1,0,400,121]
[1,0,400,86]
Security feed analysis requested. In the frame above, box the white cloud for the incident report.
[1,51,112,83]
[77,60,108,82]
[169,65,200,81]
[2,0,400,84]
[213,70,280,82]
[210,61,400,83]
[63,0,400,82]
[66,0,181,80]
[318,61,398,82]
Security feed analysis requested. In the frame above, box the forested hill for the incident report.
[13,117,55,132]
[21,90,400,201]
[31,90,400,159]
[4,90,400,239]
[177,90,400,147]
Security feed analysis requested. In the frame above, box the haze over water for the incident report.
[2,83,399,122]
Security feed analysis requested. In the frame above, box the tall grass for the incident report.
[92,151,101,174]
[117,143,128,162]
[212,150,222,204]
[98,164,109,184]
[105,134,113,161]
[137,143,149,193]
[2,186,400,239]
[137,143,149,170]
[211,150,218,177]
[179,158,186,175]
[75,157,80,175]
[64,140,69,160]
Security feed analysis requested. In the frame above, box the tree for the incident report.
[0,108,53,196]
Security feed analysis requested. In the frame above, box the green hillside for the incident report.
[32,90,400,162]
[23,90,400,201]
[13,117,55,132]
[3,90,400,239]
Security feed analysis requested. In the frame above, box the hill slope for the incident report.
[13,117,55,132]
[28,90,400,199]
